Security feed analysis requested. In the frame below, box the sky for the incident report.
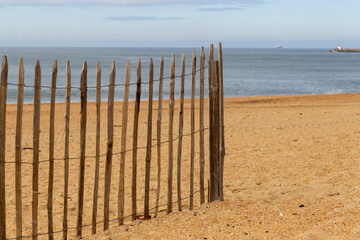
[0,0,359,48]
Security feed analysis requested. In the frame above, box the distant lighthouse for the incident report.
[338,45,342,50]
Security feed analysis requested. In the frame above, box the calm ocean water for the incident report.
[0,47,360,103]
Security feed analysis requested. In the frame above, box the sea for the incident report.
[1,47,360,103]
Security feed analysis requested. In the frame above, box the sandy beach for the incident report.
[3,93,360,239]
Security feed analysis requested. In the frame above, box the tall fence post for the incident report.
[199,47,205,205]
[92,61,101,234]
[218,42,225,201]
[47,60,57,240]
[63,60,71,240]
[208,60,220,202]
[155,56,164,217]
[15,57,24,239]
[132,58,142,220]
[144,58,154,218]
[32,60,41,240]
[104,60,115,231]
[77,61,87,238]
[119,60,131,225]
[0,56,8,240]
[190,49,196,210]
[177,53,185,212]
[167,54,175,214]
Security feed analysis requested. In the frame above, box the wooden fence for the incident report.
[0,43,225,239]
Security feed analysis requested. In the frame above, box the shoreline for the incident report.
[5,92,360,106]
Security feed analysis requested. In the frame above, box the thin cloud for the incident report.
[105,16,185,21]
[0,0,264,6]
[198,7,242,11]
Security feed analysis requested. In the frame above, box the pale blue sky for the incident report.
[0,0,359,48]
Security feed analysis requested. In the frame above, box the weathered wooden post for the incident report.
[155,56,164,217]
[190,50,196,210]
[218,42,225,201]
[144,58,154,218]
[48,60,57,240]
[92,61,101,234]
[0,56,8,240]
[199,47,205,205]
[119,60,131,225]
[32,60,41,240]
[167,54,175,214]
[16,58,24,239]
[177,53,185,211]
[63,60,71,240]
[132,58,142,221]
[208,60,220,202]
[77,61,87,238]
[104,60,115,231]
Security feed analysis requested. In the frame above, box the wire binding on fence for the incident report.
[6,187,208,240]
[4,127,213,165]
[5,66,208,90]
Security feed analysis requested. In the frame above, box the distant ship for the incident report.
[276,45,283,49]
[330,45,360,52]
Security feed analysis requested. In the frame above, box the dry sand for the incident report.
[3,93,360,239]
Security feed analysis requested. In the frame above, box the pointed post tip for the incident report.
[110,60,115,72]
[1,56,8,71]
[66,60,71,73]
[53,60,58,72]
[19,58,24,70]
[2,55,7,64]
